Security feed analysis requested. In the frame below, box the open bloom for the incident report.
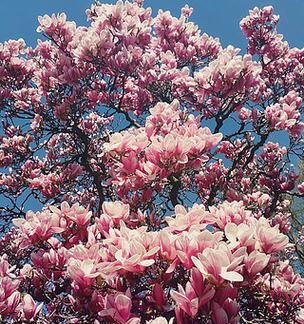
[112,239,159,273]
[171,269,215,317]
[22,294,43,320]
[171,283,200,317]
[192,244,246,285]
[166,204,214,232]
[50,202,92,227]
[244,251,270,277]
[13,210,64,247]
[99,292,133,323]
[67,259,100,288]
[102,201,130,225]
[255,217,289,253]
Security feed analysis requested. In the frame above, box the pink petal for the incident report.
[220,271,243,282]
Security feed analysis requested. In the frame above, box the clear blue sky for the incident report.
[1,0,304,50]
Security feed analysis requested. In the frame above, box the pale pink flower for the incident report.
[255,217,289,253]
[13,210,64,247]
[224,223,255,249]
[158,230,177,261]
[171,283,199,317]
[174,229,223,269]
[192,245,246,285]
[244,251,270,276]
[102,201,130,225]
[67,259,100,288]
[171,269,215,317]
[265,91,302,134]
[166,204,213,232]
[113,238,159,272]
[22,294,43,320]
[210,201,251,230]
[50,202,92,227]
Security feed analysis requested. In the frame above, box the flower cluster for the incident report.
[265,91,303,137]
[1,200,301,322]
[104,99,222,201]
[0,1,303,323]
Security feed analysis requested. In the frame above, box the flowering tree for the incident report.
[0,1,304,322]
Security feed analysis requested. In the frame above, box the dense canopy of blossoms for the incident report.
[0,1,303,323]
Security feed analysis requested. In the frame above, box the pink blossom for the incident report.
[255,217,289,253]
[166,204,213,232]
[22,294,43,320]
[244,251,270,276]
[171,283,199,317]
[0,1,303,323]
[265,91,302,135]
[210,201,251,230]
[192,245,246,285]
[99,292,133,323]
[102,201,130,225]
[298,182,304,194]
[211,299,240,324]
[67,259,100,289]
[51,202,92,227]
[13,210,64,247]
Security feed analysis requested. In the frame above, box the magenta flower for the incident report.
[99,291,134,323]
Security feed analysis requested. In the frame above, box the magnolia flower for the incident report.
[166,204,213,232]
[102,201,130,225]
[51,202,92,227]
[13,210,64,247]
[22,294,43,320]
[192,245,246,285]
[255,217,289,253]
[211,299,240,324]
[113,239,159,272]
[171,269,215,317]
[210,201,251,230]
[244,251,270,276]
[99,292,133,323]
[67,259,100,288]
[224,223,255,249]
[171,283,199,317]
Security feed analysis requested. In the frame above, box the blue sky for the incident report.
[1,0,304,50]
